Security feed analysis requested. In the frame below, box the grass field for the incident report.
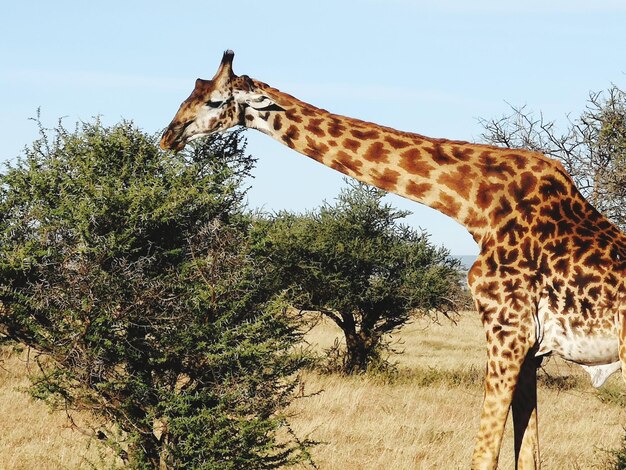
[1,312,625,469]
[0,348,117,469]
[287,313,626,469]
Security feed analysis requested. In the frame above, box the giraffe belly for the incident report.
[535,306,619,366]
[538,324,619,365]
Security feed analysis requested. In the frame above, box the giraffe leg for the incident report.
[511,350,541,469]
[619,312,626,385]
[471,306,535,470]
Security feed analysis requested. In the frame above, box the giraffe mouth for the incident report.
[160,118,220,151]
[160,127,220,152]
[160,127,188,152]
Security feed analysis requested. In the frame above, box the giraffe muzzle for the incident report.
[159,128,186,152]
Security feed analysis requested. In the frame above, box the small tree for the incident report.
[0,120,308,468]
[254,181,466,374]
[480,85,626,230]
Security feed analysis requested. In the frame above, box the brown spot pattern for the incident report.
[351,129,380,140]
[400,148,435,177]
[437,164,474,199]
[273,114,283,131]
[451,146,474,161]
[281,125,300,147]
[301,107,317,117]
[305,118,325,137]
[424,142,455,165]
[304,136,328,161]
[343,138,361,152]
[433,192,462,219]
[285,109,303,123]
[332,150,363,176]
[385,135,410,149]
[371,168,400,191]
[364,141,389,163]
[328,119,346,137]
[405,180,431,198]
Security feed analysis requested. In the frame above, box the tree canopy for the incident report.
[0,120,309,469]
[254,181,467,373]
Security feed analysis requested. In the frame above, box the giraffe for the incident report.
[160,51,626,469]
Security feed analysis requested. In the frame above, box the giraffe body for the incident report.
[160,51,626,469]
[537,303,619,364]
[535,288,620,364]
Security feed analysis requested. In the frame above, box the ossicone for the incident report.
[213,50,236,83]
[222,49,235,64]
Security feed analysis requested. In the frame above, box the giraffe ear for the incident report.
[244,93,285,112]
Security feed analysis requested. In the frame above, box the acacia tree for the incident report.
[254,182,466,374]
[480,85,626,229]
[0,120,309,469]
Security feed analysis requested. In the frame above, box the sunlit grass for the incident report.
[289,313,626,469]
[0,348,118,469]
[1,313,625,469]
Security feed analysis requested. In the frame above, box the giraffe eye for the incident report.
[206,100,223,109]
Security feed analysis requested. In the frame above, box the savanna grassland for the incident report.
[1,313,625,469]
[0,348,117,469]
[287,313,626,470]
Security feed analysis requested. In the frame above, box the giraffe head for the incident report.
[160,50,283,151]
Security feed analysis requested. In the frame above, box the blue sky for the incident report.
[2,1,625,255]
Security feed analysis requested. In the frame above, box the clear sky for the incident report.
[2,1,625,255]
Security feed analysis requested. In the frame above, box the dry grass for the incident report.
[0,348,117,469]
[289,313,626,469]
[0,313,624,469]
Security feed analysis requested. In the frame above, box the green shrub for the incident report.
[0,119,309,468]
[253,181,469,374]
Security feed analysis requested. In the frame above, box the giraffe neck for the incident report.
[244,80,566,247]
